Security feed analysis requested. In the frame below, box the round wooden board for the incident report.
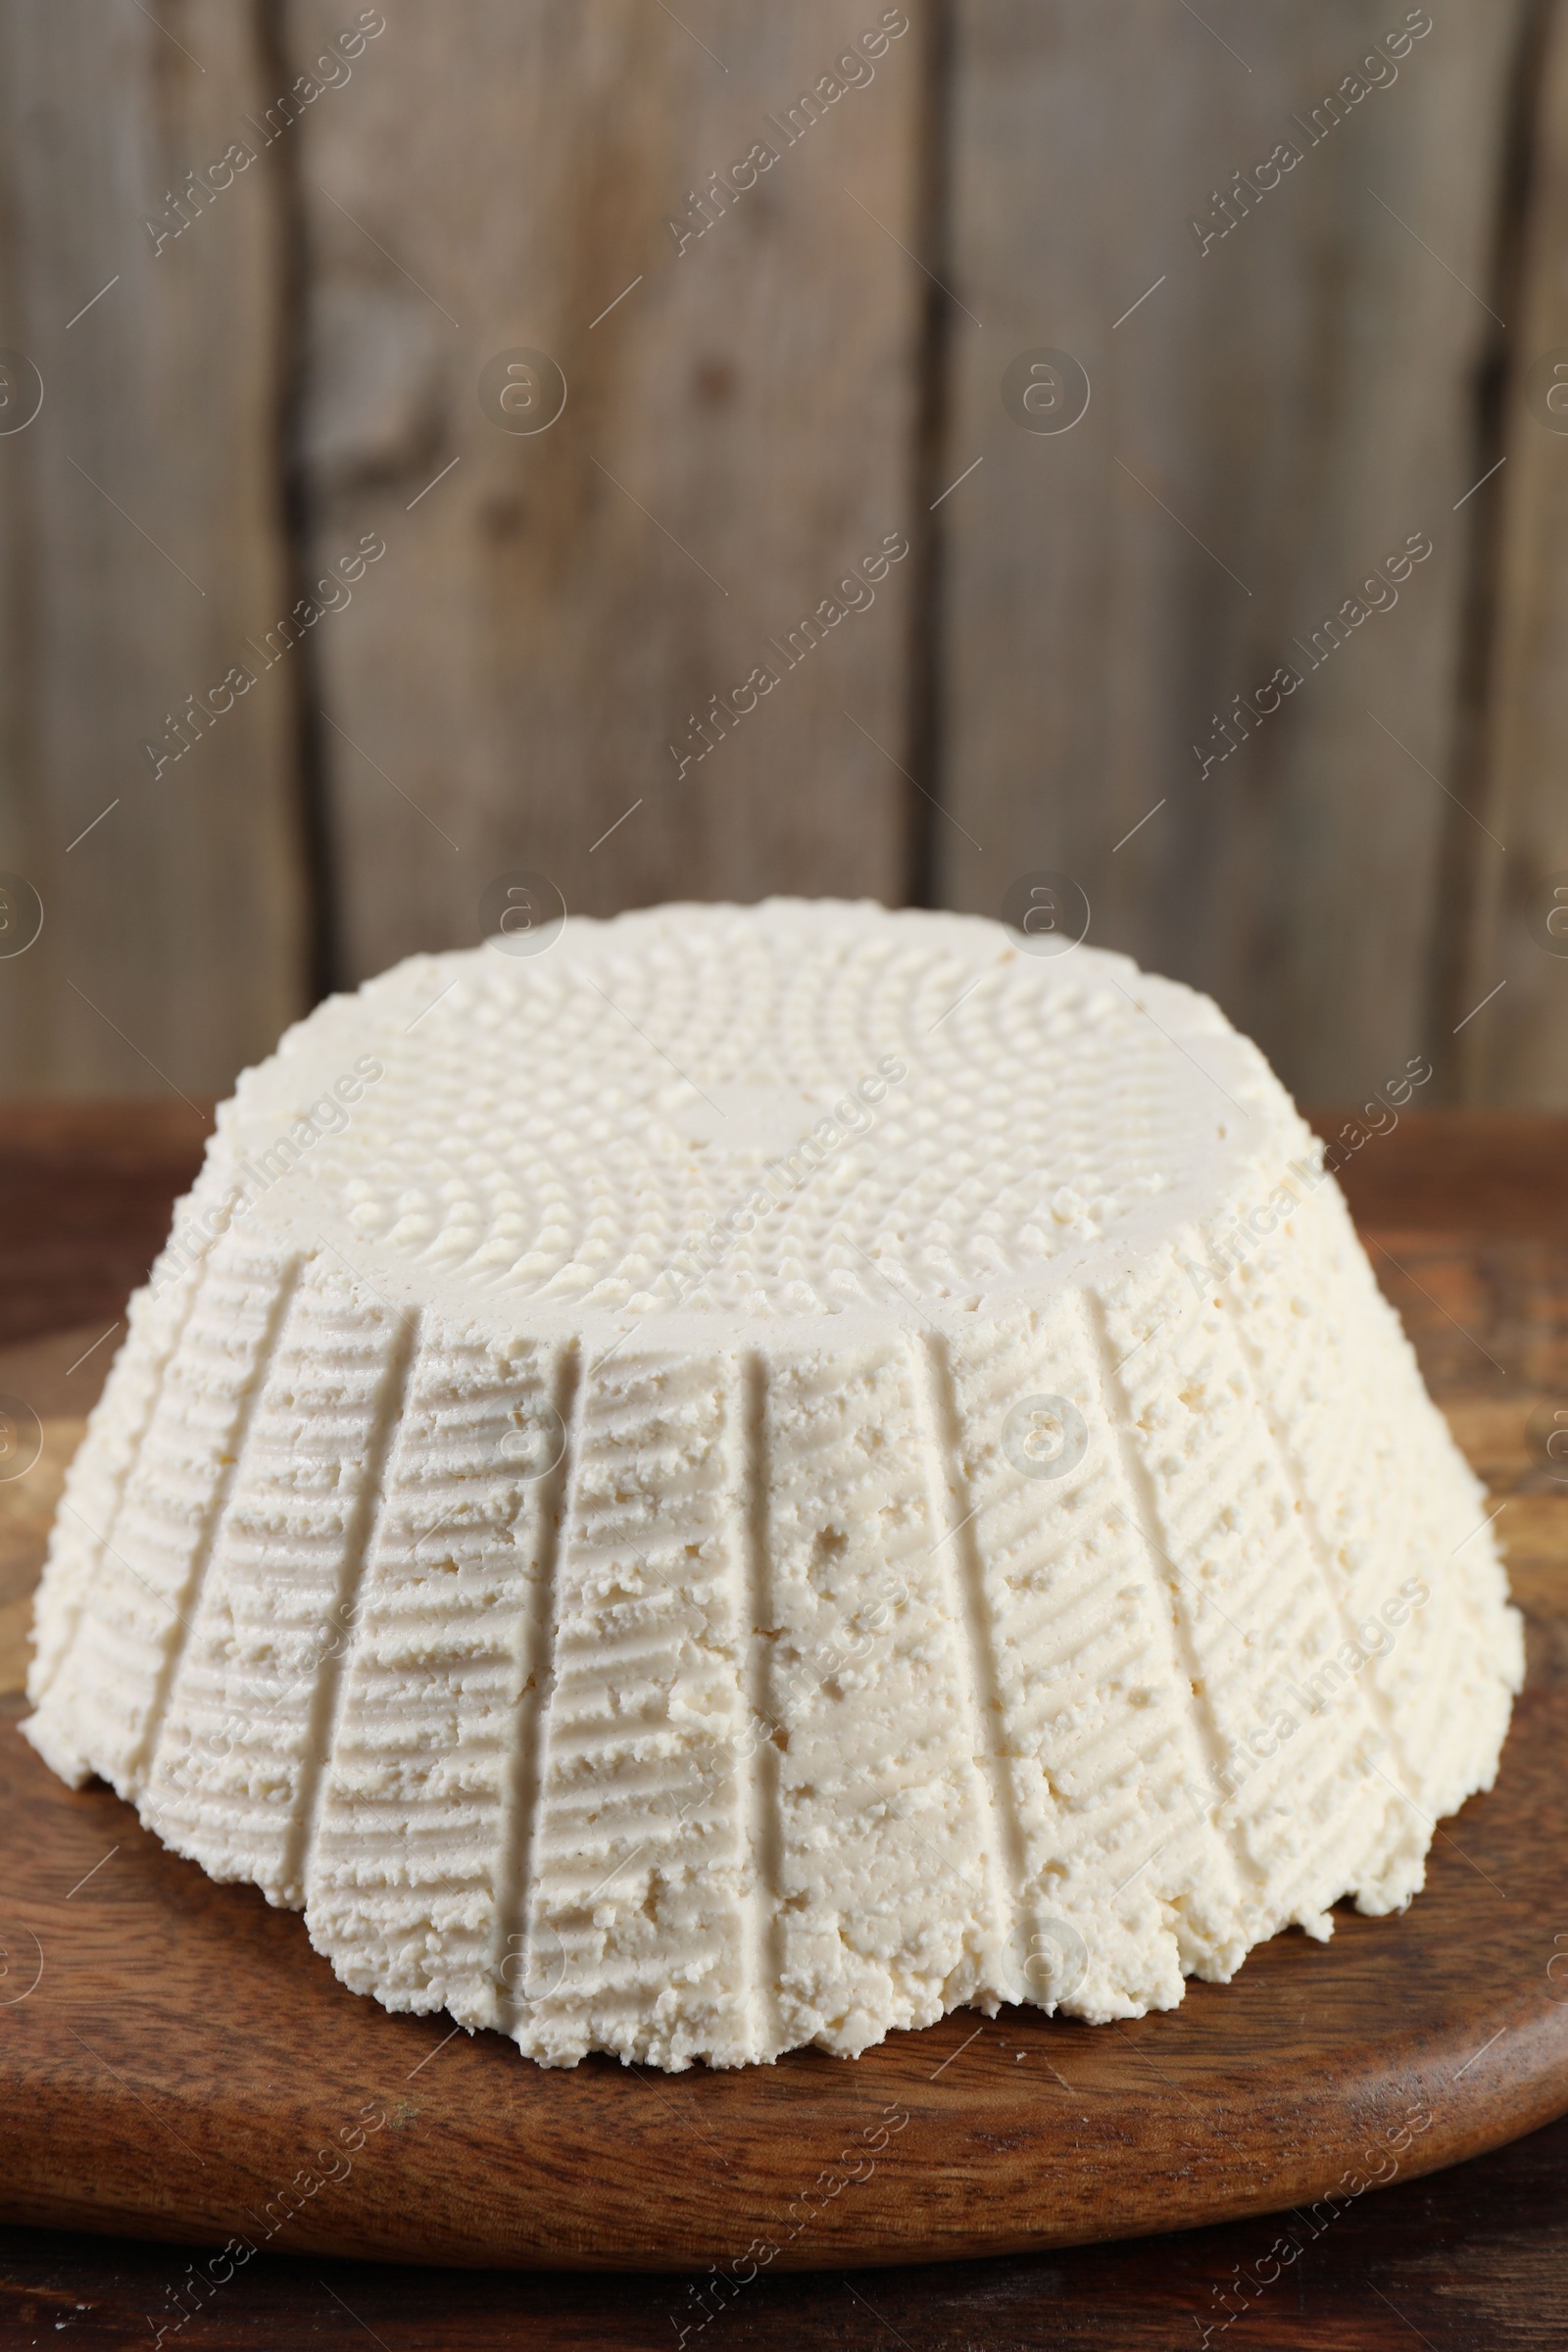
[2,1691,1566,2273]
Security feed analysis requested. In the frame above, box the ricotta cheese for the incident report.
[24,900,1523,2069]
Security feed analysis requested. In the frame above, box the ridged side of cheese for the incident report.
[762,1339,1008,2053]
[26,1242,209,1719]
[24,1200,1522,2066]
[1225,1176,1521,1836]
[1099,1240,1414,1938]
[516,1349,759,2070]
[303,1329,570,2034]
[25,1241,292,1790]
[132,1260,412,1902]
[940,1301,1250,2018]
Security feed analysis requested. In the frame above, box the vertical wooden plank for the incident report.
[1455,0,1568,1106]
[285,0,924,981]
[0,0,307,1096]
[934,0,1525,1101]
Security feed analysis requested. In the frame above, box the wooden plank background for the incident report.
[933,0,1529,1102]
[288,0,923,979]
[1456,0,1568,1105]
[0,0,307,1098]
[0,0,1563,1105]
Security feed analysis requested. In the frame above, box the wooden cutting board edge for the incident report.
[2,1690,1566,2273]
[5,2011,1568,2275]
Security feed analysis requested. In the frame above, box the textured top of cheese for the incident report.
[199,900,1290,1346]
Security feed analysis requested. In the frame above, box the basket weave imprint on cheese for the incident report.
[24,900,1523,2071]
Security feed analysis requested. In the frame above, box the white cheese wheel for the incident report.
[24,900,1522,2070]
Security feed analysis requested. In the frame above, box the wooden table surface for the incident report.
[1,1103,1566,2348]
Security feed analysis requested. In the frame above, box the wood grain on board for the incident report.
[0,1100,212,1347]
[284,0,925,981]
[931,0,1528,1102]
[0,1110,1565,2280]
[0,1681,1562,2271]
[0,0,307,1095]
[1308,1104,1568,1235]
[7,2129,1568,2352]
